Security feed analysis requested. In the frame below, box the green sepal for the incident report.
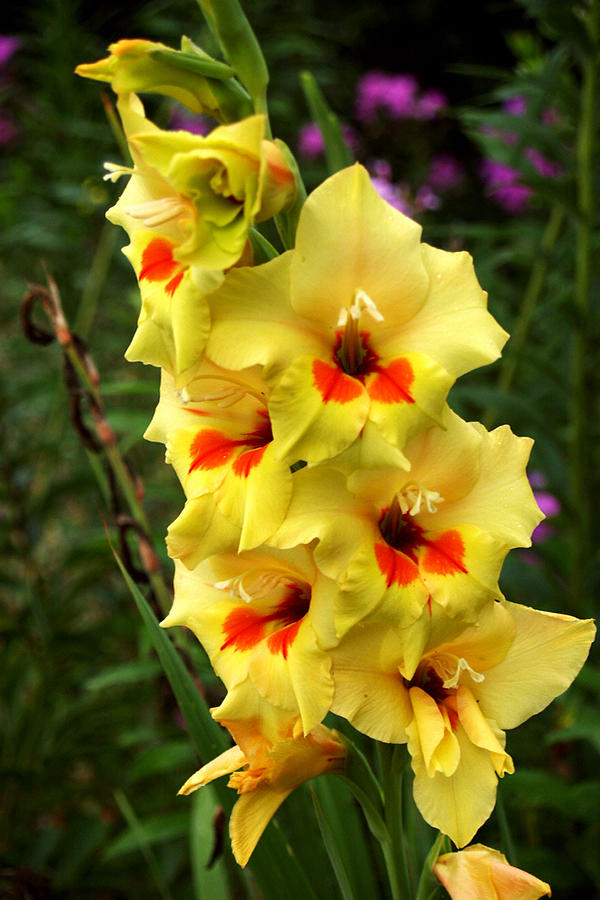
[249,226,280,263]
[194,0,269,113]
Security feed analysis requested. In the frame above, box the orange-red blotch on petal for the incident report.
[232,445,268,478]
[312,359,364,404]
[189,429,243,473]
[221,607,266,652]
[139,237,180,283]
[165,271,185,296]
[422,530,468,576]
[374,541,420,588]
[367,358,415,404]
[267,620,302,659]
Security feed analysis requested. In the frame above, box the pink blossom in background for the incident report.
[532,490,561,542]
[415,184,441,211]
[427,153,465,192]
[169,108,212,135]
[0,114,18,144]
[503,94,527,116]
[415,89,447,120]
[297,122,359,159]
[480,158,533,213]
[356,71,418,121]
[370,175,412,215]
[298,121,325,158]
[371,158,392,179]
[0,36,21,67]
[525,147,564,178]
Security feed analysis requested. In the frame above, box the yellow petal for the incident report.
[269,354,370,464]
[434,844,551,900]
[178,745,247,795]
[474,601,596,729]
[384,242,509,377]
[411,721,499,847]
[291,164,429,328]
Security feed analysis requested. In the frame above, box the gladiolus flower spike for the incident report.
[78,26,596,881]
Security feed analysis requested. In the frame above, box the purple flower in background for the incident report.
[297,122,359,159]
[525,147,564,178]
[370,175,412,215]
[415,89,447,120]
[415,184,441,211]
[427,153,465,192]
[480,158,533,213]
[532,491,561,542]
[372,158,392,179]
[0,114,18,144]
[298,122,325,158]
[503,94,527,116]
[356,71,417,121]
[169,108,213,135]
[0,36,21,67]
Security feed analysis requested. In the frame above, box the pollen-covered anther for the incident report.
[442,657,485,690]
[397,484,444,516]
[125,196,194,227]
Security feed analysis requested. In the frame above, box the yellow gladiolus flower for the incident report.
[434,844,551,899]
[146,362,293,554]
[100,93,293,375]
[271,408,543,641]
[206,163,507,465]
[107,93,293,272]
[331,599,595,846]
[177,681,346,867]
[162,546,338,733]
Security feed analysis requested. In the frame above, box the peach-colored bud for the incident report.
[434,844,551,900]
[257,140,296,221]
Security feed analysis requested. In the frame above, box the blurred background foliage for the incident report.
[1,0,598,896]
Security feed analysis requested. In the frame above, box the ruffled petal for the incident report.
[474,601,596,729]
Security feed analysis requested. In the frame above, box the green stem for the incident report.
[483,204,564,429]
[569,0,598,611]
[377,744,413,900]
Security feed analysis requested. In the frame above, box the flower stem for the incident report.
[570,0,598,611]
[378,743,414,900]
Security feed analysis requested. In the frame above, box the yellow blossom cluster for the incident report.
[78,39,594,871]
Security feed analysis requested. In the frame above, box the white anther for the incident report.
[397,484,444,517]
[443,657,485,690]
[337,288,384,330]
[352,288,384,322]
[103,162,135,182]
[213,570,290,604]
